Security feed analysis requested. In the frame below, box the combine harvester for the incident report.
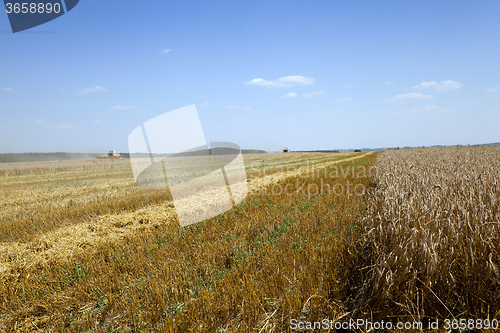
[97,150,121,159]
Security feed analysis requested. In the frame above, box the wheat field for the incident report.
[0,147,498,332]
[353,146,500,322]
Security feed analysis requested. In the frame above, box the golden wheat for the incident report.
[355,146,500,322]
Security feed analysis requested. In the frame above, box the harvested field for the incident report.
[0,159,133,177]
[0,152,375,332]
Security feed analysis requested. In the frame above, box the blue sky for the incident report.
[1,0,499,153]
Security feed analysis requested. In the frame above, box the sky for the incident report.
[1,0,499,153]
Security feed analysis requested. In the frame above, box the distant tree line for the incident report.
[0,149,268,163]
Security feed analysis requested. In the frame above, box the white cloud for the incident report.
[245,75,315,88]
[405,105,455,114]
[303,90,325,98]
[335,96,353,102]
[385,82,394,85]
[199,95,207,98]
[232,117,245,121]
[486,86,500,93]
[34,120,44,124]
[0,88,12,92]
[78,86,107,95]
[111,105,135,111]
[198,102,213,108]
[413,80,463,92]
[243,107,252,111]
[46,124,76,129]
[339,84,351,88]
[94,120,102,123]
[386,93,432,103]
[282,92,298,99]
[160,49,172,54]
